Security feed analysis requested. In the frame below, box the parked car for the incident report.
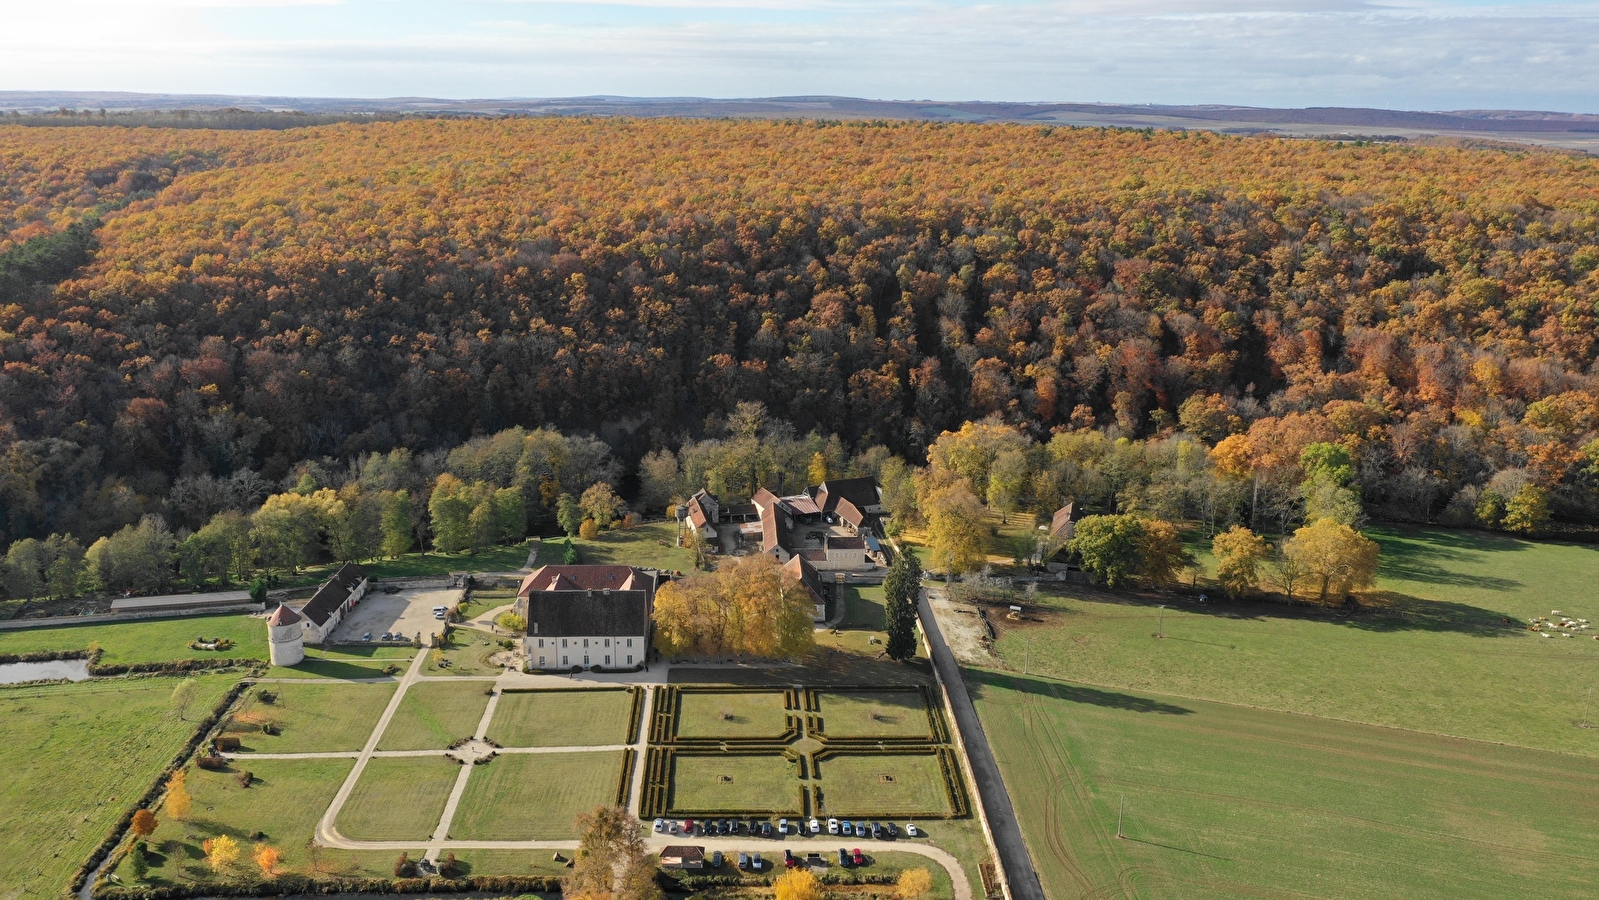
[806,851,824,867]
[905,823,919,837]
[837,848,851,867]
[432,606,447,619]
[738,853,750,871]
[886,822,898,838]
[783,848,796,867]
[748,817,761,834]
[361,631,371,641]
[684,819,695,834]
[840,820,852,836]
[852,848,866,866]
[854,821,866,837]
[809,817,821,835]
[711,850,723,868]
[752,853,763,871]
[761,822,773,838]
[870,822,882,839]
[778,817,789,835]
[827,817,840,835]
[669,821,678,834]
[652,818,664,833]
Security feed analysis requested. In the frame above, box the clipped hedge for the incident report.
[94,873,564,899]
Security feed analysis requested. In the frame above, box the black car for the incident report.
[837,848,851,867]
[886,822,898,838]
[761,821,773,838]
[748,818,761,834]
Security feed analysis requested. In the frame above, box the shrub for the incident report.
[129,841,149,881]
[235,769,253,788]
[394,852,416,878]
[439,851,461,878]
[196,755,228,771]
[214,735,241,752]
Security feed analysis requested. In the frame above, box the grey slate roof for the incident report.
[524,590,651,637]
[301,562,366,626]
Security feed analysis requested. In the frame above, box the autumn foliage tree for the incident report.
[204,834,239,873]
[1212,526,1272,598]
[129,808,157,839]
[568,805,661,900]
[1283,519,1380,605]
[163,769,190,820]
[774,867,825,900]
[253,843,281,876]
[652,554,814,659]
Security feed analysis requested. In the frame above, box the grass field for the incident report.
[449,751,625,840]
[816,753,951,818]
[675,690,792,738]
[668,753,802,814]
[376,680,492,750]
[567,521,696,572]
[288,541,534,587]
[487,688,635,747]
[111,757,406,885]
[337,756,459,841]
[427,628,507,676]
[265,644,412,680]
[223,681,396,753]
[990,526,1599,757]
[818,690,934,738]
[970,669,1599,900]
[0,613,267,665]
[0,676,235,899]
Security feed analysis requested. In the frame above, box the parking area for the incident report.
[329,586,461,643]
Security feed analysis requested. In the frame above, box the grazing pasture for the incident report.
[991,526,1599,756]
[0,676,234,898]
[971,669,1599,900]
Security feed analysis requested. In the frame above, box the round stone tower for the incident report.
[266,604,306,667]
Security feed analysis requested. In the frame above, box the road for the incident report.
[920,587,1047,900]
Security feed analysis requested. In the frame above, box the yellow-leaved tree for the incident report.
[1211,526,1272,598]
[917,470,988,576]
[774,867,825,900]
[163,769,190,820]
[253,843,281,876]
[1283,519,1379,605]
[651,555,813,660]
[204,834,239,872]
[897,867,934,900]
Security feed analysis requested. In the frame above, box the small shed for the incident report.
[659,845,706,870]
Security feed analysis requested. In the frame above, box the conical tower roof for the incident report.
[266,605,304,627]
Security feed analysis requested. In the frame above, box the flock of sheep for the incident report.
[1529,611,1594,638]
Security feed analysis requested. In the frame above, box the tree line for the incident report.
[3,118,1599,562]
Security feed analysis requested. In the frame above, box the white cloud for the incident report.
[0,0,1594,109]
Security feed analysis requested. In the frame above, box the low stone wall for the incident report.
[0,605,263,632]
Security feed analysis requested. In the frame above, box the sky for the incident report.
[0,0,1595,111]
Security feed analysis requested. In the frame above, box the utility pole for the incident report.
[1024,636,1031,676]
[1157,605,1165,639]
[1117,795,1125,838]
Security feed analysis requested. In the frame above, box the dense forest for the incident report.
[3,118,1599,567]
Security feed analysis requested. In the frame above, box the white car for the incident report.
[827,817,840,835]
[653,818,665,833]
[778,818,789,835]
[669,821,679,834]
[808,817,821,835]
[905,823,919,837]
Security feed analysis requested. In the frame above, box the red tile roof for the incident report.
[266,604,303,626]
[519,565,641,596]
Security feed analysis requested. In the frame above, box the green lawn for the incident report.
[668,753,802,815]
[459,588,519,621]
[222,681,395,753]
[426,628,507,676]
[0,676,235,899]
[567,521,696,572]
[675,690,792,738]
[288,541,534,587]
[376,680,493,750]
[971,668,1599,900]
[0,613,267,666]
[109,757,407,885]
[443,848,574,879]
[449,751,625,840]
[337,756,459,841]
[817,690,934,738]
[815,753,951,818]
[487,688,635,747]
[841,851,957,900]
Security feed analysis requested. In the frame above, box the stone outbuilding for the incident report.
[266,604,306,666]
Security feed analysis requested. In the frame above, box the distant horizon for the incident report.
[1,90,1596,117]
[2,1,1596,114]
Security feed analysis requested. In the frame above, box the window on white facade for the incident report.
[562,639,568,648]
[583,654,589,665]
[537,638,544,648]
[583,638,589,647]
[604,638,610,647]
[627,654,633,665]
[605,655,611,665]
[626,638,633,647]
[539,656,546,666]
[562,655,568,666]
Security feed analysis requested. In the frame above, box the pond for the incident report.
[0,658,92,684]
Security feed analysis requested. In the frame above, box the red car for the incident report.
[851,848,865,866]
